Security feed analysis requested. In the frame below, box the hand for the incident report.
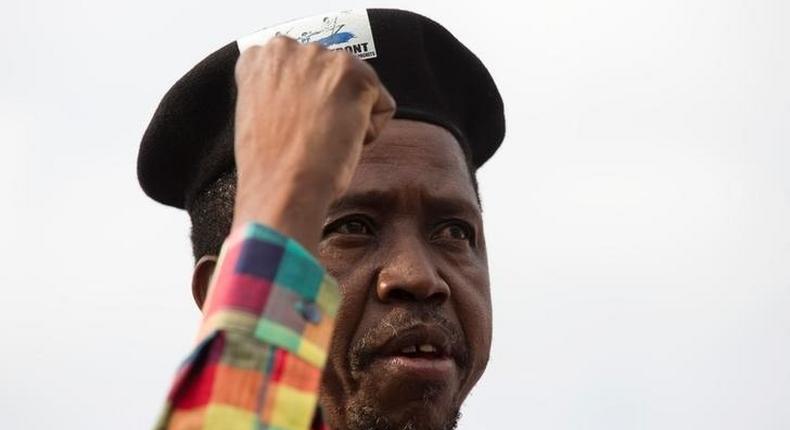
[232,36,396,252]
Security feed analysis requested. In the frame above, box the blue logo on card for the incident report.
[316,31,355,47]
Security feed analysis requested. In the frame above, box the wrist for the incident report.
[232,170,334,254]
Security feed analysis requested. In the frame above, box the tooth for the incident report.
[401,345,417,354]
[418,344,437,353]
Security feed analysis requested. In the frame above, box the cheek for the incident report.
[449,264,492,386]
[318,244,374,382]
[458,284,492,357]
[318,242,374,311]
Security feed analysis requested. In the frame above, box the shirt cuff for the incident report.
[198,222,340,368]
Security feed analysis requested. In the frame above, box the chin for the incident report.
[342,378,462,430]
[345,401,461,430]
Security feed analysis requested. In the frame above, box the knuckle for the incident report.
[235,47,259,77]
[335,52,363,76]
[241,45,262,56]
[267,35,295,50]
[237,46,259,63]
[305,42,325,55]
[336,51,357,68]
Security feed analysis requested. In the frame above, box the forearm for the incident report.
[232,170,334,256]
[156,222,339,430]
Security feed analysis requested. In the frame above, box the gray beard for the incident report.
[344,401,461,430]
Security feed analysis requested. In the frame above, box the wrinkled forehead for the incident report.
[347,119,477,207]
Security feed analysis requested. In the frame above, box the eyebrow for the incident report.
[328,189,481,218]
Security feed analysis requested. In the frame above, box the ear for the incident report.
[192,255,218,311]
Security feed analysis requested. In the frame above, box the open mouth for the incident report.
[375,325,453,358]
[397,343,445,358]
[369,324,457,380]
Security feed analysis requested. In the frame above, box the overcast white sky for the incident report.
[1,0,788,429]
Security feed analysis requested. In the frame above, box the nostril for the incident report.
[386,288,417,302]
[427,290,449,305]
[381,285,449,304]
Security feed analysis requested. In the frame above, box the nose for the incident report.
[376,238,450,304]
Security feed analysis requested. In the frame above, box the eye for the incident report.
[323,216,374,237]
[431,221,474,243]
[336,220,371,235]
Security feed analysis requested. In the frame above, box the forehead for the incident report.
[347,119,476,204]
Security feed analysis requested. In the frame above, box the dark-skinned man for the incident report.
[138,9,504,430]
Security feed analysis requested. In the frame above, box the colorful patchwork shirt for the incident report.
[155,222,339,430]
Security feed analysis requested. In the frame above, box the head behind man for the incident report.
[138,9,504,430]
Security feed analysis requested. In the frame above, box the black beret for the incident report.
[138,8,505,209]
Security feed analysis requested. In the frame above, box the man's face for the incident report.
[317,119,492,430]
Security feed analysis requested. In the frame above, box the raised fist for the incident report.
[232,36,396,251]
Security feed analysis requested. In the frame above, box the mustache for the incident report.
[348,307,470,372]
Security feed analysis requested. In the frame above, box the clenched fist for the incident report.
[232,36,396,252]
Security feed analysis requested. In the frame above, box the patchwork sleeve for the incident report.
[155,222,340,430]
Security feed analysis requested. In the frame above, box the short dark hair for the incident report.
[187,143,480,261]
